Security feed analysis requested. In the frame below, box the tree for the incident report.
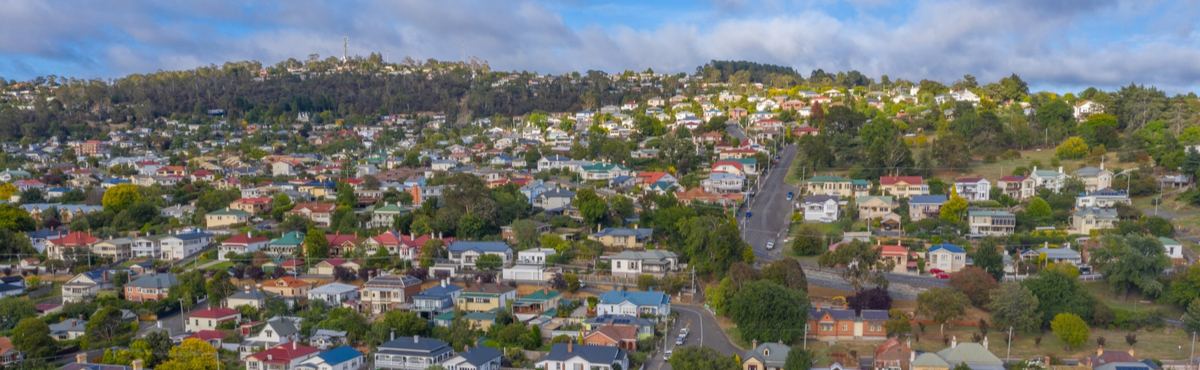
[318,307,371,344]
[761,259,807,292]
[917,287,969,338]
[884,309,912,337]
[475,254,503,270]
[848,287,893,312]
[668,346,739,370]
[510,219,541,249]
[1055,136,1089,159]
[0,297,37,331]
[968,241,1005,281]
[1022,270,1094,326]
[1184,298,1200,334]
[987,283,1041,334]
[575,188,608,225]
[1050,313,1089,350]
[728,280,810,343]
[783,347,814,370]
[790,224,826,256]
[1090,234,1169,297]
[818,240,891,291]
[948,266,998,307]
[86,306,135,348]
[102,184,143,213]
[1165,265,1200,308]
[371,310,429,345]
[205,270,237,304]
[939,189,969,224]
[1080,114,1120,148]
[0,204,35,232]
[156,338,219,370]
[304,227,329,259]
[11,317,55,360]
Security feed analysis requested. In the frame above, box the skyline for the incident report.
[2,0,1199,93]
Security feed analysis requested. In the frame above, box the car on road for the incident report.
[746,211,752,219]
[675,337,684,345]
[786,191,793,201]
[934,272,950,279]
[765,241,775,250]
[680,328,689,336]
[928,268,944,275]
[664,350,672,360]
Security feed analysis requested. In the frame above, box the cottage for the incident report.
[308,282,360,308]
[440,345,502,370]
[802,195,840,223]
[124,273,178,302]
[535,343,629,370]
[206,208,251,228]
[262,277,313,299]
[583,324,639,352]
[220,233,270,260]
[455,283,517,313]
[589,227,654,249]
[601,250,678,277]
[186,307,241,332]
[908,195,947,222]
[805,176,854,197]
[806,308,888,341]
[245,342,319,370]
[597,290,670,318]
[742,341,790,370]
[927,244,967,273]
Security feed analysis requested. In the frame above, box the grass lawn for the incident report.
[1082,281,1184,318]
[1132,189,1200,242]
[204,261,234,272]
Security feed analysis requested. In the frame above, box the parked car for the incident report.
[934,272,950,279]
[765,241,775,250]
[664,350,672,360]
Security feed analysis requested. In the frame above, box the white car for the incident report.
[664,350,672,360]
[765,241,775,250]
[680,328,690,336]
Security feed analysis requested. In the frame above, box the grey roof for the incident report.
[459,346,503,366]
[804,195,840,203]
[1076,207,1119,218]
[126,273,178,289]
[448,241,511,254]
[1075,166,1108,177]
[593,227,653,239]
[601,250,677,265]
[310,282,359,295]
[936,342,1003,367]
[229,287,267,301]
[910,194,947,204]
[543,343,625,364]
[49,318,87,333]
[378,336,453,357]
[259,317,300,338]
[744,342,790,367]
[364,274,422,288]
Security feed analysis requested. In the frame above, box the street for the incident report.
[645,304,742,370]
[742,144,798,263]
[137,301,208,337]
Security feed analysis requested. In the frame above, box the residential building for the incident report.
[880,244,910,273]
[908,195,947,221]
[245,342,320,370]
[375,336,455,370]
[997,175,1035,200]
[308,330,349,351]
[124,273,178,302]
[1071,207,1119,235]
[1075,188,1130,209]
[805,308,888,341]
[370,203,409,228]
[206,208,251,228]
[0,337,20,366]
[227,286,268,309]
[219,233,270,260]
[589,227,654,249]
[447,241,512,269]
[412,281,463,319]
[583,324,639,352]
[597,290,670,318]
[953,177,991,202]
[288,202,335,227]
[802,195,840,223]
[601,250,679,277]
[62,270,108,303]
[855,195,896,220]
[266,232,305,259]
[1074,165,1114,192]
[441,345,502,370]
[967,209,1016,237]
[516,248,556,265]
[360,274,423,315]
[1029,166,1067,193]
[132,235,165,259]
[913,340,1002,370]
[45,231,99,261]
[927,244,967,273]
[49,318,87,340]
[535,343,629,370]
[513,289,562,319]
[1161,237,1185,260]
[308,282,359,308]
[805,176,853,198]
[262,277,313,299]
[312,258,360,276]
[879,176,928,198]
[92,237,133,261]
[159,231,213,261]
[702,172,746,193]
[742,341,790,370]
[533,188,575,211]
[186,307,241,332]
[1021,247,1082,267]
[455,283,517,313]
[873,338,913,370]
[296,346,364,370]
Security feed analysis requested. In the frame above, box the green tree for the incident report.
[917,287,970,338]
[1050,313,1089,350]
[371,310,429,345]
[790,224,827,256]
[318,307,371,344]
[304,227,329,259]
[102,184,143,213]
[728,280,810,343]
[1022,270,1094,326]
[335,182,358,208]
[457,213,486,239]
[0,204,35,232]
[1090,234,1169,297]
[575,188,608,226]
[1055,136,1089,159]
[668,346,739,370]
[1025,196,1052,220]
[761,258,808,292]
[11,317,56,360]
[86,306,135,348]
[156,338,219,370]
[948,266,998,307]
[205,270,237,304]
[1185,298,1200,334]
[884,309,913,337]
[783,347,815,370]
[817,240,890,292]
[0,297,37,331]
[1079,113,1120,148]
[987,282,1041,334]
[475,254,503,270]
[939,190,968,224]
[1165,265,1200,308]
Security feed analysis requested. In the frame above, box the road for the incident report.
[646,304,742,370]
[137,301,209,337]
[742,144,798,263]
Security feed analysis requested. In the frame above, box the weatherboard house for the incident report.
[596,290,670,319]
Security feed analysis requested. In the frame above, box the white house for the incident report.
[1074,100,1104,120]
[600,250,679,277]
[927,244,967,273]
[296,346,364,370]
[536,343,629,370]
[1029,167,1067,193]
[516,248,556,265]
[447,241,512,269]
[1075,189,1131,209]
[802,195,840,223]
[307,282,359,308]
[701,172,745,194]
[160,231,212,261]
[185,307,241,332]
[953,177,991,202]
[597,290,670,318]
[1160,237,1185,260]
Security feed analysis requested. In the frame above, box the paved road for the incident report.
[646,304,742,370]
[138,301,209,337]
[742,144,798,263]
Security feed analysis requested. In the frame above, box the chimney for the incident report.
[76,353,88,363]
[567,341,574,353]
[441,279,447,288]
[1058,166,1064,174]
[132,359,144,370]
[982,335,989,350]
[752,339,758,349]
[292,341,297,350]
[1128,348,1136,358]
[390,330,395,341]
[267,354,273,361]
[413,335,419,343]
[950,336,957,348]
[1097,346,1105,357]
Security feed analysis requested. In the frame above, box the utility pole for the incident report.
[1006,326,1013,364]
[1191,331,1196,370]
[802,323,809,350]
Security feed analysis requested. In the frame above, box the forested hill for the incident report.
[0,58,658,141]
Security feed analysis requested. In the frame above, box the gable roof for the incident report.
[929,244,965,254]
[880,176,924,185]
[543,343,625,364]
[458,346,503,366]
[598,290,668,306]
[314,346,362,365]
[127,273,178,289]
[744,342,790,367]
[248,343,319,364]
[448,241,511,254]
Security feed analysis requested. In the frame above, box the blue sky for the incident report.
[1,0,1199,93]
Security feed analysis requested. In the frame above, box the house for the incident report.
[1074,166,1113,192]
[585,315,655,339]
[220,233,270,260]
[455,283,517,313]
[741,341,790,370]
[927,244,967,273]
[62,270,109,303]
[206,208,251,228]
[360,274,423,315]
[805,176,854,197]
[245,342,320,370]
[447,241,512,269]
[49,318,87,340]
[266,232,305,259]
[806,308,888,341]
[262,277,313,299]
[513,289,562,319]
[288,202,336,227]
[312,258,360,276]
[441,345,502,370]
[879,176,928,198]
[873,337,912,370]
[132,235,165,259]
[702,172,746,193]
[802,195,840,223]
[1075,188,1131,209]
[502,263,556,282]
[1074,100,1104,120]
[296,346,364,370]
[1022,247,1082,267]
[597,290,670,318]
[92,237,133,261]
[124,273,178,302]
[324,234,362,257]
[516,248,556,265]
[589,227,654,249]
[855,195,896,221]
[1071,207,1119,235]
[1082,349,1144,370]
[967,209,1016,237]
[0,337,21,366]
[45,231,99,261]
[712,160,750,176]
[370,203,410,228]
[536,343,629,370]
[308,329,349,350]
[534,188,575,211]
[412,281,463,319]
[601,250,678,277]
[231,197,273,214]
[880,244,910,273]
[1029,166,1067,193]
[909,195,947,221]
[953,177,991,202]
[159,231,213,261]
[997,175,1035,200]
[375,336,455,370]
[308,282,360,308]
[227,286,268,309]
[186,307,241,332]
[917,339,1003,370]
[1161,237,1185,260]
[583,324,639,351]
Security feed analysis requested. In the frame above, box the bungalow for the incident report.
[297,346,364,370]
[62,270,109,303]
[186,307,241,332]
[312,258,360,276]
[1161,237,1185,260]
[45,231,100,261]
[927,244,967,273]
[997,175,1036,200]
[953,177,991,202]
[1022,246,1082,267]
[1074,165,1114,192]
[441,346,502,370]
[872,338,912,370]
[913,340,1002,370]
[124,273,178,302]
[879,176,928,198]
[967,209,1016,237]
[231,197,273,214]
[455,283,517,313]
[447,241,512,269]
[580,162,632,181]
[308,330,350,351]
[1075,188,1131,209]
[227,286,268,309]
[49,318,87,340]
[513,289,562,319]
[220,233,270,260]
[1071,207,1119,235]
[360,274,423,315]
[245,317,303,351]
[262,277,313,299]
[909,194,947,221]
[206,208,251,228]
[880,244,911,273]
[375,336,455,370]
[802,195,840,223]
[806,308,888,341]
[308,282,360,308]
[702,172,746,194]
[536,343,629,370]
[597,290,670,318]
[855,195,896,221]
[245,342,320,370]
[602,250,679,277]
[589,227,654,249]
[712,160,749,176]
[583,324,639,352]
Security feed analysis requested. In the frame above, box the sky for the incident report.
[1,0,1199,93]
